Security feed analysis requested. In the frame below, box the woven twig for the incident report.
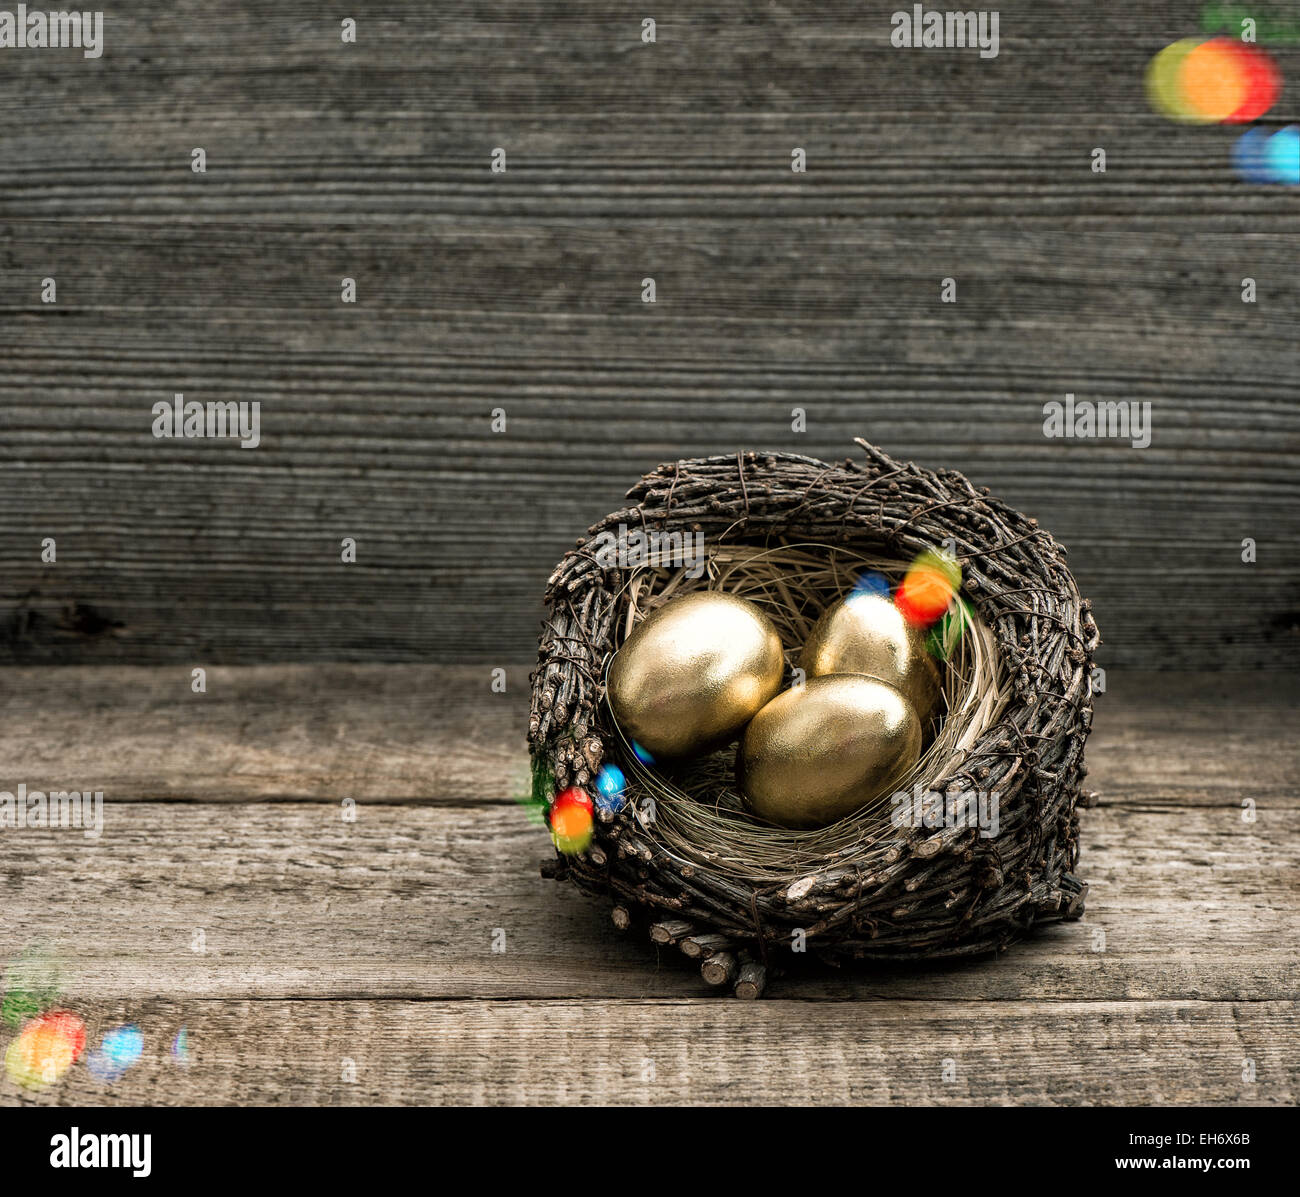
[528,440,1098,992]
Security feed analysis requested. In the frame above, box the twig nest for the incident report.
[737,675,922,829]
[529,440,1098,996]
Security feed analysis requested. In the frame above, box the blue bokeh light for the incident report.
[593,764,628,813]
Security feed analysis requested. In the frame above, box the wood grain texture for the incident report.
[0,665,1296,1105]
[5,998,1297,1107]
[0,802,1295,1004]
[0,666,1294,803]
[1,2,1298,668]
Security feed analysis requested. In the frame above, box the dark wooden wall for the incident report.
[3,2,1297,668]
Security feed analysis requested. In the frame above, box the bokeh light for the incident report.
[1227,45,1281,123]
[1233,126,1275,182]
[849,570,891,601]
[896,549,961,628]
[1146,39,1206,122]
[172,1027,191,1065]
[549,786,594,854]
[1146,38,1281,125]
[4,1010,85,1089]
[1265,125,1300,184]
[86,1023,144,1083]
[631,740,656,766]
[1233,125,1300,184]
[1179,38,1249,122]
[593,764,628,814]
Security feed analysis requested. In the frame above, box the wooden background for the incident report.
[2,1,1298,670]
[1,2,1298,1110]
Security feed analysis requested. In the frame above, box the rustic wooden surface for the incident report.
[1,666,1296,1105]
[2,0,1297,1107]
[2,2,1299,670]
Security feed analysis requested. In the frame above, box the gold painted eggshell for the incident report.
[606,591,785,761]
[738,675,922,829]
[799,592,942,722]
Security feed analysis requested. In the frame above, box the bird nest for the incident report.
[528,439,1098,997]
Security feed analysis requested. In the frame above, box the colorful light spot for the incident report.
[1232,126,1272,183]
[549,787,594,854]
[1233,125,1300,185]
[4,1010,85,1089]
[895,549,960,628]
[1146,38,1281,125]
[1145,39,1205,122]
[593,764,628,813]
[849,570,891,601]
[171,1028,190,1065]
[1226,45,1281,123]
[631,740,656,766]
[1179,38,1249,122]
[86,1023,144,1083]
[1266,125,1300,184]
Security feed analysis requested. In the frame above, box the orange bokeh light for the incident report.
[1179,39,1249,122]
[549,788,594,854]
[1146,37,1282,126]
[896,567,954,628]
[4,1010,86,1088]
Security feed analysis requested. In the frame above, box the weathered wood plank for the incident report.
[3,998,1295,1107]
[0,2,1297,222]
[0,667,1293,804]
[0,665,533,802]
[0,801,1294,1003]
[5,226,1299,338]
[1,4,1296,668]
[1,0,1295,1112]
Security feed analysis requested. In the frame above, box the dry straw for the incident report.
[530,440,1099,997]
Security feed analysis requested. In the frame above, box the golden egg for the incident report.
[606,591,785,761]
[799,592,942,722]
[738,675,922,829]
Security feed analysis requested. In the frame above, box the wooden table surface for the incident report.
[1,665,1295,1105]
